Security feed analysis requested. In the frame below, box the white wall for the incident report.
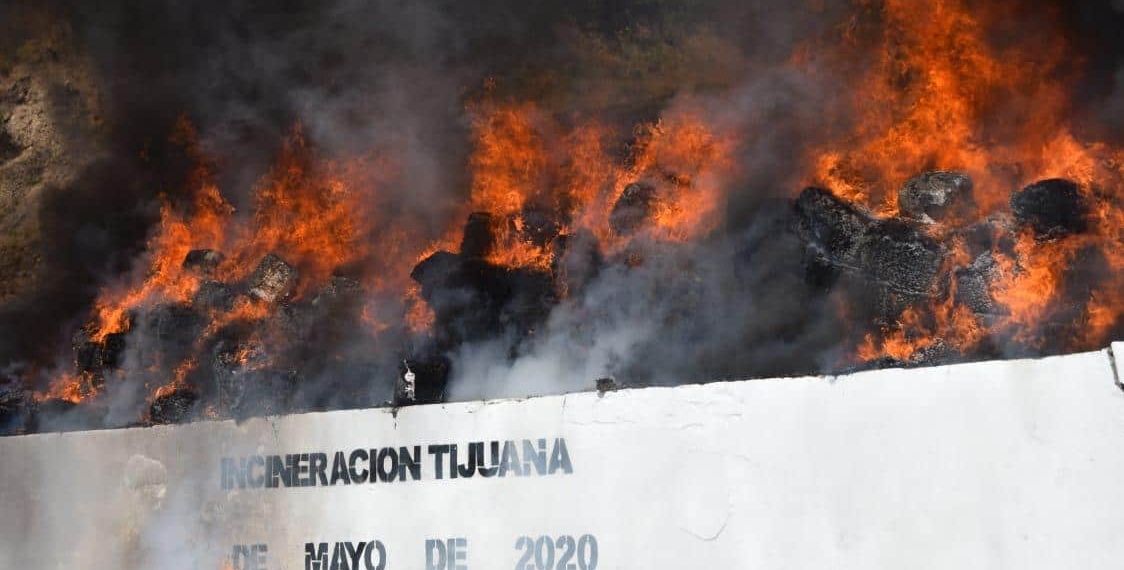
[1,346,1122,570]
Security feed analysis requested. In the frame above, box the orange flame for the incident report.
[811,0,1124,363]
[43,118,426,405]
[454,100,735,272]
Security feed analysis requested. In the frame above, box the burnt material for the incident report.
[249,254,299,303]
[843,339,960,374]
[412,212,558,347]
[595,377,618,392]
[898,171,973,222]
[72,328,126,377]
[209,335,298,419]
[794,187,943,298]
[792,171,1115,368]
[149,388,199,424]
[212,340,266,413]
[860,219,943,296]
[518,206,563,247]
[182,249,225,276]
[609,183,658,236]
[954,252,1005,315]
[411,251,556,345]
[146,303,206,353]
[193,280,238,312]
[1011,179,1089,238]
[460,212,497,259]
[793,187,871,268]
[311,275,363,309]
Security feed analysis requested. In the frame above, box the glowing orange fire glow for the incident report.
[459,100,734,272]
[37,372,93,404]
[32,0,1124,413]
[40,118,425,405]
[801,0,1124,363]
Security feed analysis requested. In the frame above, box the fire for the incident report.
[221,127,382,292]
[40,118,425,406]
[808,0,1072,214]
[403,284,435,335]
[152,359,197,401]
[457,100,734,273]
[90,119,233,342]
[37,372,93,404]
[799,0,1124,363]
[468,101,548,219]
[24,0,1124,424]
[855,272,988,365]
[990,234,1068,341]
[621,116,734,242]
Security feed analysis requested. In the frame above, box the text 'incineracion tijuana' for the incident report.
[220,438,573,489]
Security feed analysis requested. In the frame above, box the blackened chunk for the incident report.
[954,252,1005,315]
[609,183,658,236]
[182,249,225,276]
[861,219,944,296]
[793,187,872,264]
[793,187,943,309]
[73,326,128,377]
[844,356,908,373]
[910,339,957,366]
[955,215,1016,259]
[800,247,841,289]
[410,251,465,295]
[1011,179,1089,237]
[312,275,363,309]
[149,388,199,424]
[460,212,497,259]
[518,206,562,247]
[249,254,298,303]
[146,303,206,350]
[596,377,618,392]
[102,333,127,370]
[193,280,238,312]
[302,276,365,344]
[73,330,104,374]
[211,339,289,415]
[898,171,973,222]
[411,251,555,344]
[501,267,556,334]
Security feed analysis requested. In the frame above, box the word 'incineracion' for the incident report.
[221,438,573,489]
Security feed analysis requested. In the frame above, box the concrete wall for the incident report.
[1,345,1122,569]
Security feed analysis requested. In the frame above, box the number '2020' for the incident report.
[515,535,598,570]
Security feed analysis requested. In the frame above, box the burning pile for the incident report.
[795,172,1122,368]
[2,0,1124,435]
[0,106,735,434]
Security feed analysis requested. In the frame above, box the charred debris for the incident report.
[0,181,665,435]
[0,171,1111,435]
[794,171,1104,370]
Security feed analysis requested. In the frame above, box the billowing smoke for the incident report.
[1,0,1124,435]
